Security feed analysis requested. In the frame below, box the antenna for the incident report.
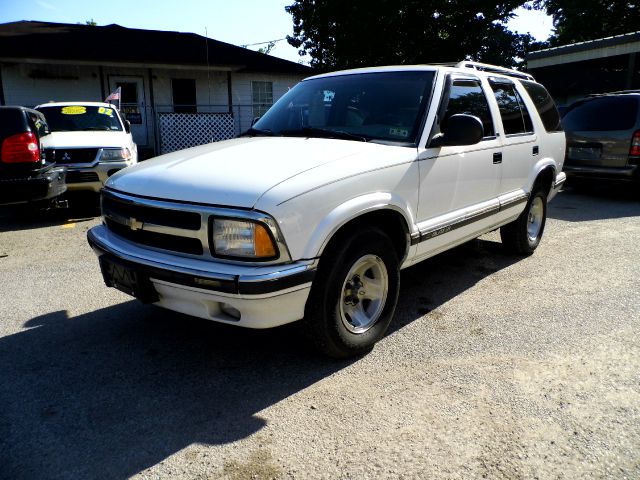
[205,27,211,107]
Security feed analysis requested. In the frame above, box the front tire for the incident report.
[303,227,400,358]
[500,185,548,255]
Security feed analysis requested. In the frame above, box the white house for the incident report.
[0,21,312,157]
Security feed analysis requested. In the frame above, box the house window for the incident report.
[172,78,197,114]
[252,81,273,118]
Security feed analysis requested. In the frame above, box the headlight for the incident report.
[211,218,278,259]
[100,148,131,162]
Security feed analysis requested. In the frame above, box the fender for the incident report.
[301,191,417,260]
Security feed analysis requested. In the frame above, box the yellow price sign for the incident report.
[61,106,86,115]
[98,107,114,116]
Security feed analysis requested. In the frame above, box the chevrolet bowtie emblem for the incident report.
[128,217,144,231]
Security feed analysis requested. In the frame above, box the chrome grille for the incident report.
[100,189,292,264]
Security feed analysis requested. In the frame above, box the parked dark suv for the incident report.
[562,91,640,183]
[0,106,66,205]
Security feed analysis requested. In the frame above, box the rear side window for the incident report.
[442,79,495,138]
[521,81,563,132]
[562,96,639,131]
[490,81,534,136]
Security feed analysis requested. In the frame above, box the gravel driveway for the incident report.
[0,186,638,479]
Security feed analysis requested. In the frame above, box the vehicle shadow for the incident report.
[0,193,100,233]
[548,184,640,223]
[391,238,522,333]
[0,301,353,479]
[0,240,524,479]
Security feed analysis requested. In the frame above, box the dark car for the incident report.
[562,91,640,183]
[0,106,66,205]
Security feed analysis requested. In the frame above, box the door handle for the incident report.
[533,145,539,155]
[493,152,502,164]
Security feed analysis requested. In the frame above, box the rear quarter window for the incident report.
[521,81,563,132]
[562,96,639,131]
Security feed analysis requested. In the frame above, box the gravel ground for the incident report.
[0,186,638,480]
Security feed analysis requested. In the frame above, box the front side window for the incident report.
[442,79,495,138]
[36,105,123,132]
[252,81,273,118]
[490,81,534,136]
[253,71,435,145]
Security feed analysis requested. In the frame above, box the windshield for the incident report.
[252,71,436,144]
[37,105,123,132]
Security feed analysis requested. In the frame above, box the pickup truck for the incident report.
[0,106,66,206]
[88,62,566,357]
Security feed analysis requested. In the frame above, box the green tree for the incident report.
[285,0,535,69]
[530,0,639,46]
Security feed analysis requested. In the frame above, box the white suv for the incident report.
[87,62,566,357]
[36,102,137,192]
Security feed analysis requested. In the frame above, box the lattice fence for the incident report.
[158,113,235,154]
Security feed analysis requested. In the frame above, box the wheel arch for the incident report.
[529,159,557,196]
[307,195,414,264]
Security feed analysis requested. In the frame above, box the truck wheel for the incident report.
[500,185,547,255]
[303,227,400,358]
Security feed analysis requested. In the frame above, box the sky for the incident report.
[0,1,554,64]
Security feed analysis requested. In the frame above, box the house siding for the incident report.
[2,63,102,107]
[0,62,308,153]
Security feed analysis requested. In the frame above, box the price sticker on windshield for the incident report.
[98,107,114,117]
[389,127,409,138]
[61,106,86,115]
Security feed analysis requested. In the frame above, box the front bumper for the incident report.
[0,167,67,205]
[65,160,133,192]
[87,224,315,328]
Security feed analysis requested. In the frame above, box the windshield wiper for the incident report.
[240,127,273,137]
[81,127,112,131]
[279,127,369,142]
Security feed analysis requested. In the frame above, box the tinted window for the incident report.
[490,82,534,135]
[254,71,435,144]
[562,96,639,131]
[37,105,123,132]
[522,81,563,132]
[442,80,495,137]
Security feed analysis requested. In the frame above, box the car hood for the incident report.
[41,131,132,148]
[106,137,381,208]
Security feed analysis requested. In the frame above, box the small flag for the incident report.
[105,87,121,101]
[105,87,122,110]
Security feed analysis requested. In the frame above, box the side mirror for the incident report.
[429,114,484,148]
[124,120,131,133]
[251,116,261,126]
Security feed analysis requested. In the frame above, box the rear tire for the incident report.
[500,185,547,255]
[303,227,400,358]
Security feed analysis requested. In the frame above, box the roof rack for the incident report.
[454,61,535,81]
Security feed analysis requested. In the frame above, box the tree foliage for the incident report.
[285,0,538,70]
[530,0,639,46]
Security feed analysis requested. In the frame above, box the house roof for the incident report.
[0,21,311,74]
[527,31,640,60]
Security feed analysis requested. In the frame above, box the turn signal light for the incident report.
[1,132,40,163]
[255,223,276,257]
